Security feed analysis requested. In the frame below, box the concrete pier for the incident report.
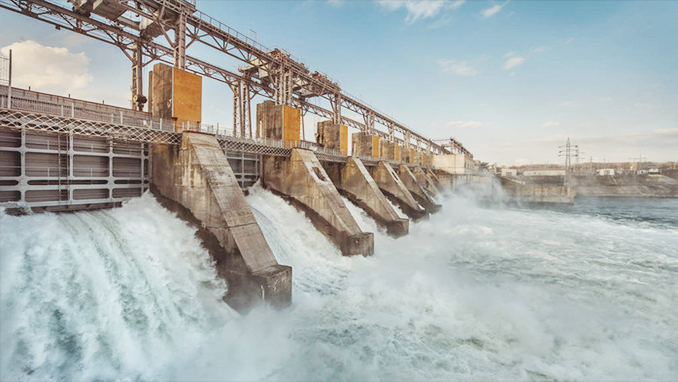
[256,100,301,141]
[426,168,441,187]
[370,161,427,220]
[263,148,374,256]
[317,121,348,155]
[398,165,441,213]
[352,132,380,158]
[413,166,439,197]
[379,140,397,161]
[152,132,292,311]
[329,157,408,237]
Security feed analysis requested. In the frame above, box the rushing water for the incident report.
[1,187,677,381]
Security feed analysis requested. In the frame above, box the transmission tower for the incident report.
[559,138,579,183]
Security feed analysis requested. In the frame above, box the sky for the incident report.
[1,0,677,166]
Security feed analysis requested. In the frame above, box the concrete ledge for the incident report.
[399,165,442,213]
[370,161,427,220]
[263,148,374,256]
[334,157,408,237]
[413,166,440,197]
[151,132,292,312]
[500,177,575,204]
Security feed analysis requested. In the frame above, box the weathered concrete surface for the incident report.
[434,171,454,190]
[151,132,291,311]
[331,157,408,237]
[413,166,439,197]
[370,161,427,220]
[263,148,374,256]
[399,165,441,213]
[500,177,575,204]
[426,168,441,187]
[148,63,202,128]
[432,153,479,175]
[256,100,300,142]
[352,132,380,158]
[317,121,348,155]
[572,175,678,198]
[379,140,396,161]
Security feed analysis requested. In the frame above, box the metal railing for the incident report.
[0,85,176,131]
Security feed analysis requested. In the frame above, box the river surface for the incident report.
[1,187,677,381]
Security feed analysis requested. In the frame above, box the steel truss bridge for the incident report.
[0,0,472,158]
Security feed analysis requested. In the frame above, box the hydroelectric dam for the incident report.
[0,0,491,311]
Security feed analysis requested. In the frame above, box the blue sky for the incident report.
[1,0,677,165]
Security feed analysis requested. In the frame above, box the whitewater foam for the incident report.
[1,187,677,380]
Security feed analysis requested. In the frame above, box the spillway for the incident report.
[1,189,677,380]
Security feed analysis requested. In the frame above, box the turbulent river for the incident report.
[1,186,677,381]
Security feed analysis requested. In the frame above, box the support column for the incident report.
[262,149,374,256]
[231,81,252,138]
[151,132,292,312]
[370,161,426,220]
[174,13,187,70]
[399,165,441,213]
[131,43,146,111]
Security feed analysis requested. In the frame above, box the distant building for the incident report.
[523,170,566,176]
[597,169,616,176]
[501,168,518,177]
[432,154,478,175]
[649,168,660,175]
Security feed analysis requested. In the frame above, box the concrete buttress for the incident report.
[399,165,442,214]
[262,148,374,256]
[426,168,442,187]
[413,166,440,197]
[333,157,408,237]
[151,132,291,312]
[370,161,427,220]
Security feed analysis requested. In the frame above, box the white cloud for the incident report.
[446,120,484,129]
[438,59,479,76]
[377,0,465,23]
[564,37,574,44]
[532,46,549,53]
[542,121,561,128]
[503,51,516,58]
[655,128,678,135]
[0,40,93,94]
[481,1,509,18]
[503,56,525,70]
[634,102,660,110]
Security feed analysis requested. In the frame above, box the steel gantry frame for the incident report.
[0,0,464,156]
